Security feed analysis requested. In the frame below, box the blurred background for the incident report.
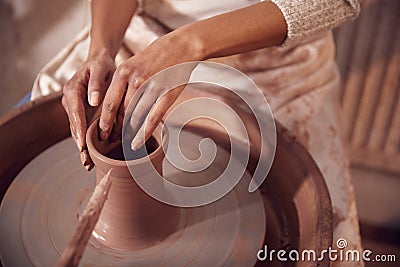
[0,0,399,265]
[0,0,87,112]
[334,0,400,265]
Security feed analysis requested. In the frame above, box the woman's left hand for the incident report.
[98,30,203,149]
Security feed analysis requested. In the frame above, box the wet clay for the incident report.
[86,118,180,250]
[0,92,331,266]
[0,136,266,266]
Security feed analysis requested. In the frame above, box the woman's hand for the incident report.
[98,32,202,149]
[97,1,286,150]
[62,51,115,169]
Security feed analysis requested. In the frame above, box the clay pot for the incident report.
[0,93,333,266]
[86,118,180,250]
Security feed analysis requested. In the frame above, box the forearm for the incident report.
[89,0,137,58]
[172,1,287,60]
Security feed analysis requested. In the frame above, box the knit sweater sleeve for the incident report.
[267,0,361,46]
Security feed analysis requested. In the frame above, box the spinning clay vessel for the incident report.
[86,118,180,251]
[0,91,332,266]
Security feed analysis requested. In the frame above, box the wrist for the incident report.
[88,47,113,59]
[169,25,207,62]
[88,36,120,60]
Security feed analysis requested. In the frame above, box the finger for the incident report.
[65,98,91,169]
[81,149,94,171]
[62,95,75,141]
[110,80,143,142]
[99,67,129,141]
[62,95,78,148]
[131,88,181,150]
[63,80,88,151]
[127,81,160,141]
[68,94,87,151]
[109,103,126,143]
[87,64,111,107]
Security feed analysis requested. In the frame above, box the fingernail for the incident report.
[131,137,142,151]
[89,92,100,106]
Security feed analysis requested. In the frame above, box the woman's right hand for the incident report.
[61,51,115,169]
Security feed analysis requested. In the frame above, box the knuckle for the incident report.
[89,79,103,91]
[115,65,131,80]
[103,101,117,114]
[147,116,158,126]
[62,80,74,94]
[76,70,87,81]
[148,112,161,126]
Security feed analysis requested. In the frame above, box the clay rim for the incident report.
[86,118,164,168]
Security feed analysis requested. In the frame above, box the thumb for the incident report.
[88,65,112,107]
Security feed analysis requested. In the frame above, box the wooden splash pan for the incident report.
[0,90,332,266]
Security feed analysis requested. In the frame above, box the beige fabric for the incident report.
[269,0,361,45]
[31,1,364,266]
[217,32,364,266]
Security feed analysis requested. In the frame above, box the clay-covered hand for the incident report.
[97,0,287,149]
[98,33,199,150]
[62,52,115,169]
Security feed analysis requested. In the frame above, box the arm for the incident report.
[89,0,137,59]
[98,1,288,146]
[98,0,361,148]
[176,1,288,59]
[175,0,361,56]
[62,0,137,169]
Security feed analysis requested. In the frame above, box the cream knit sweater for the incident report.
[269,0,361,45]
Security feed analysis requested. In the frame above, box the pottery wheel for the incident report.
[0,129,265,266]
